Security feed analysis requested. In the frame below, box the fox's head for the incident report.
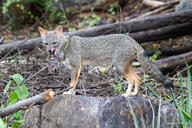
[38,25,67,60]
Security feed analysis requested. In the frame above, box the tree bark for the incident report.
[0,89,54,118]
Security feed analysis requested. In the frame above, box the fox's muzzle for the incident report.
[48,49,52,53]
[48,48,56,54]
[48,48,56,60]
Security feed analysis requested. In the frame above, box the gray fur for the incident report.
[40,29,173,96]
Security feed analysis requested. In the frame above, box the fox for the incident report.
[38,25,174,97]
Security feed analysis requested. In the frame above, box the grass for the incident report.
[129,63,192,127]
[170,62,191,128]
[128,100,139,128]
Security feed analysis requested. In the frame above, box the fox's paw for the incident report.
[122,93,131,97]
[63,89,76,95]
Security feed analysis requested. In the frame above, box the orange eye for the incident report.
[44,43,48,45]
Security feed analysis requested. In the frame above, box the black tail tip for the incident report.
[167,82,174,88]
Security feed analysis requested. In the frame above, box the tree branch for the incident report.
[0,89,54,118]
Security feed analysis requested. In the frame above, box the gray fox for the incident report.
[38,25,173,97]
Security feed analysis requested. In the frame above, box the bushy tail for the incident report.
[137,51,174,88]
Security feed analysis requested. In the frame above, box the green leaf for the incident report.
[11,74,24,86]
[13,111,23,120]
[186,62,191,117]
[145,74,150,79]
[9,90,18,102]
[149,50,161,62]
[14,85,28,100]
[4,81,11,94]
[0,104,4,109]
[11,121,22,128]
[142,80,160,99]
[128,100,139,128]
[9,114,15,121]
[170,88,187,128]
[178,73,185,111]
[180,108,191,120]
[0,118,6,128]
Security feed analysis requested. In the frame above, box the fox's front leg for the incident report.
[63,64,82,95]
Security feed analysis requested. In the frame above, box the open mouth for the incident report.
[50,48,56,60]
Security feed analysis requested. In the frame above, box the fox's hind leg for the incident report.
[116,63,135,97]
[63,64,82,95]
[129,65,141,96]
[117,62,140,97]
[122,72,135,97]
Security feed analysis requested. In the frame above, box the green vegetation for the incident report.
[128,100,139,128]
[170,62,192,128]
[109,2,118,15]
[140,63,192,127]
[79,13,101,28]
[1,74,29,128]
[2,0,67,29]
[149,50,161,62]
[111,80,125,94]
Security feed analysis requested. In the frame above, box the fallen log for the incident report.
[156,51,192,72]
[160,45,192,56]
[0,38,42,58]
[146,45,192,57]
[135,51,192,74]
[0,10,192,57]
[130,23,192,42]
[0,89,54,118]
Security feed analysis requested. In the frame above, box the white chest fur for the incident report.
[61,58,72,69]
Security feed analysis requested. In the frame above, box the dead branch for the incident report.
[0,36,5,44]
[0,89,54,118]
[143,0,165,8]
[139,0,180,17]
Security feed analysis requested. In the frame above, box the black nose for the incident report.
[48,49,52,53]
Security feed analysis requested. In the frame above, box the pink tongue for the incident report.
[53,48,56,52]
[50,54,55,60]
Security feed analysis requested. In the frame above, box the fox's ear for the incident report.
[54,25,63,35]
[38,26,48,36]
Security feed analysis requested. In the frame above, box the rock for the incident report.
[24,95,178,128]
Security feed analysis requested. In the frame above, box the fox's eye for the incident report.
[52,42,57,45]
[44,43,48,45]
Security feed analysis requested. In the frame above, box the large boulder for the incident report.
[24,95,178,128]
